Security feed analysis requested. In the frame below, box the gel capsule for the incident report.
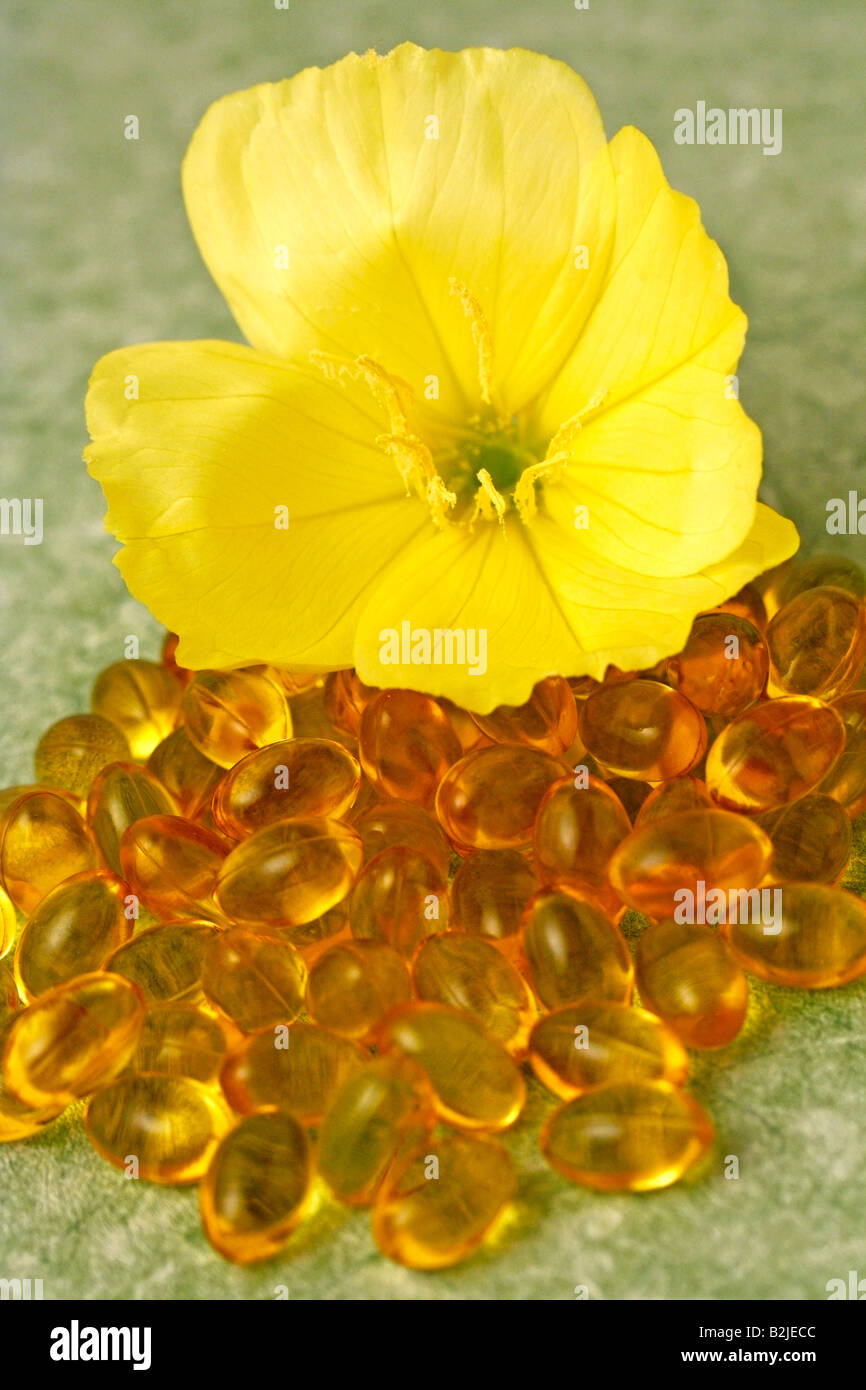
[288,682,357,749]
[541,1079,714,1191]
[411,932,535,1055]
[86,762,178,875]
[220,1022,367,1125]
[776,555,865,607]
[666,614,768,716]
[578,680,706,780]
[0,885,15,959]
[450,849,538,954]
[756,794,852,883]
[202,928,307,1031]
[120,814,227,921]
[634,777,714,828]
[470,677,578,755]
[766,587,866,699]
[279,902,352,960]
[0,961,21,1027]
[212,738,361,836]
[520,891,633,1009]
[182,669,292,769]
[105,922,220,1003]
[435,744,565,852]
[635,920,749,1049]
[146,729,224,821]
[349,846,449,956]
[306,939,411,1040]
[14,869,132,1000]
[819,691,866,816]
[359,689,462,807]
[0,790,98,913]
[528,1001,689,1099]
[705,697,846,812]
[1,971,144,1107]
[372,1130,515,1270]
[723,883,866,988]
[706,582,767,631]
[319,1055,436,1206]
[377,1002,525,1132]
[199,1109,313,1263]
[609,809,772,920]
[216,818,362,928]
[323,669,378,736]
[34,714,132,798]
[0,1030,65,1143]
[128,1002,231,1083]
[351,800,452,878]
[86,1073,232,1183]
[532,775,631,917]
[91,660,184,759]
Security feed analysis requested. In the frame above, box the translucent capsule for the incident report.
[288,683,356,749]
[528,1001,689,1099]
[1,971,144,1108]
[216,818,362,928]
[635,920,749,1049]
[756,794,852,883]
[578,680,706,780]
[91,660,184,759]
[435,744,565,852]
[634,776,714,828]
[202,928,307,1032]
[603,775,652,824]
[86,761,178,875]
[14,869,132,1000]
[541,1080,714,1191]
[349,846,449,956]
[372,1130,515,1270]
[278,902,352,961]
[520,890,633,1009]
[609,809,773,920]
[220,1022,367,1125]
[377,1002,526,1131]
[0,960,22,1028]
[319,1055,436,1206]
[411,932,535,1055]
[819,691,866,816]
[776,554,866,608]
[128,1002,231,1083]
[146,728,224,821]
[666,614,768,716]
[450,849,538,954]
[322,669,378,736]
[470,677,578,755]
[0,1024,65,1143]
[120,814,227,921]
[105,922,220,1003]
[706,582,767,631]
[85,1074,232,1183]
[350,800,452,878]
[705,696,846,812]
[0,790,98,913]
[182,669,292,769]
[532,775,631,917]
[0,885,15,959]
[306,939,411,1040]
[723,883,866,988]
[766,587,866,700]
[438,697,489,753]
[34,713,132,798]
[358,689,461,807]
[212,738,361,836]
[199,1110,313,1263]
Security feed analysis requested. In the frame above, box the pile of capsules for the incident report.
[1,553,865,1270]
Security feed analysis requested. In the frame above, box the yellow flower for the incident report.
[85,43,798,713]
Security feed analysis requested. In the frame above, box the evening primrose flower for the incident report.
[85,43,798,713]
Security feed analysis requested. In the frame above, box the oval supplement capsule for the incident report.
[86,762,178,876]
[635,920,749,1049]
[705,696,846,812]
[86,1074,232,1183]
[91,660,184,759]
[202,928,307,1032]
[359,689,462,807]
[722,883,866,988]
[182,669,292,769]
[34,713,132,798]
[533,775,631,917]
[105,921,220,1003]
[220,1022,367,1125]
[411,932,535,1054]
[766,586,866,700]
[665,614,768,716]
[520,890,633,1009]
[435,744,564,851]
[319,1055,436,1206]
[470,677,578,755]
[755,794,852,883]
[119,814,227,922]
[578,680,706,780]
[14,869,133,1000]
[199,1110,313,1263]
[349,846,449,956]
[0,790,98,913]
[216,818,362,928]
[128,1002,231,1083]
[529,1001,689,1099]
[212,738,361,837]
[450,849,538,954]
[306,939,411,1040]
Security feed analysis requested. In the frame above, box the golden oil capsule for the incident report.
[182,669,292,769]
[603,774,652,823]
[767,586,866,700]
[0,1022,65,1143]
[609,808,772,921]
[14,869,132,1000]
[666,614,768,716]
[634,776,714,828]
[438,697,490,752]
[127,1002,231,1083]
[34,713,132,799]
[319,1055,435,1206]
[86,761,178,875]
[450,849,538,955]
[1,971,144,1108]
[323,668,378,736]
[146,728,224,821]
[541,1079,714,1191]
[160,631,190,685]
[776,554,865,608]
[411,932,535,1055]
[722,883,866,988]
[756,794,852,883]
[359,689,462,807]
[435,744,565,852]
[279,902,352,961]
[372,1129,516,1270]
[199,1109,313,1263]
[105,921,220,1003]
[212,738,361,837]
[202,928,307,1031]
[0,790,98,913]
[578,679,706,780]
[288,682,357,749]
[532,775,631,918]
[85,1073,232,1183]
[520,890,633,1009]
[306,939,411,1040]
[0,884,15,959]
[377,1002,525,1132]
[635,920,749,1049]
[0,961,22,1028]
[349,845,449,956]
[216,817,362,929]
[528,1001,689,1099]
[351,799,452,878]
[705,581,768,631]
[91,660,184,759]
[220,1021,367,1124]
[119,813,227,921]
[819,691,866,816]
[705,696,846,812]
[470,677,578,755]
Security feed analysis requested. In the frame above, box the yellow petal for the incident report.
[182,43,615,418]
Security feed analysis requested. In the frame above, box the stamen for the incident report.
[471,468,507,529]
[514,388,610,523]
[449,279,499,414]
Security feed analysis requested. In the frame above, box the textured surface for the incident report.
[1,0,864,1300]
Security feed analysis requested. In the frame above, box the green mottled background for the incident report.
[1,0,864,1300]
